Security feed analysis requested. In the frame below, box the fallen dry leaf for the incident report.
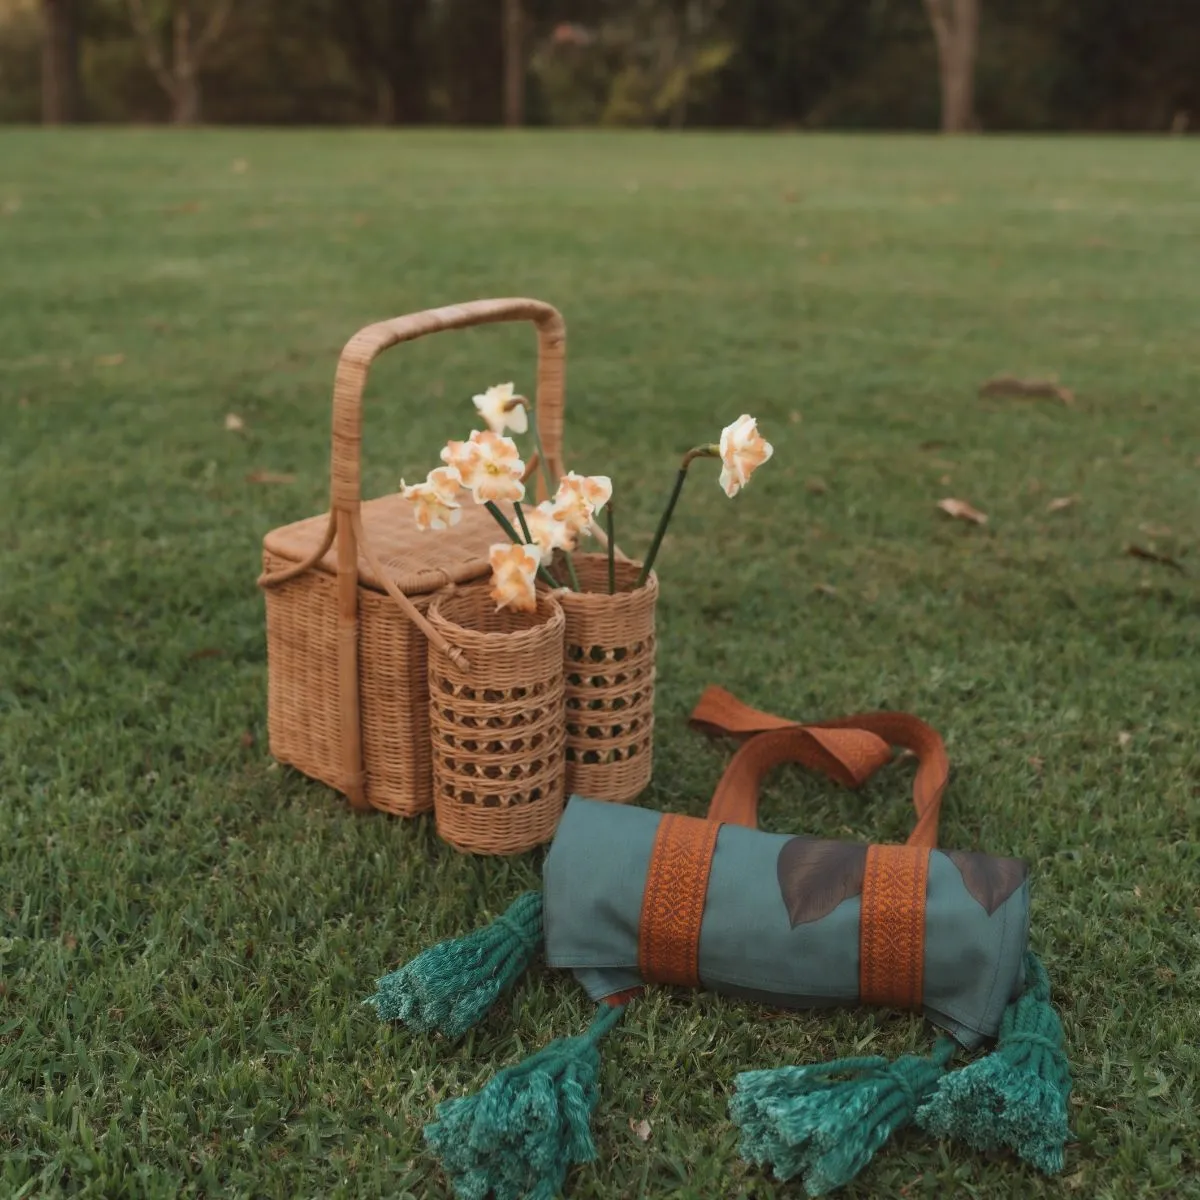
[978,375,1074,406]
[241,730,256,748]
[224,413,245,432]
[63,932,78,951]
[805,477,828,495]
[782,188,798,203]
[813,582,838,597]
[1047,495,1077,513]
[232,158,249,174]
[245,470,296,485]
[1139,522,1172,538]
[1125,544,1184,572]
[1117,731,1133,748]
[937,498,988,525]
[789,411,802,424]
[95,353,125,367]
[1028,756,1045,774]
[629,1118,652,1142]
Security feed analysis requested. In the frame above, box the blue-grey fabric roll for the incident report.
[542,796,1030,1050]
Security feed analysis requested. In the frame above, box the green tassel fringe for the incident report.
[424,1003,626,1200]
[730,1038,956,1197]
[365,891,543,1039]
[916,952,1071,1174]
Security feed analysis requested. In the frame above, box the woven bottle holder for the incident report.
[426,583,567,855]
[553,554,658,804]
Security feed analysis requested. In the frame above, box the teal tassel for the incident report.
[730,1038,956,1197]
[424,1003,625,1200]
[916,952,1071,1174]
[366,891,543,1039]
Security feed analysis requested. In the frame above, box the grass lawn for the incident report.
[1,128,1197,1198]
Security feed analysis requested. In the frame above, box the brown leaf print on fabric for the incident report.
[946,850,1028,915]
[777,837,868,927]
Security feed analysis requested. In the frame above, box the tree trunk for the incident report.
[502,0,524,127]
[41,0,81,124]
[173,70,202,124]
[924,0,979,133]
[171,2,202,123]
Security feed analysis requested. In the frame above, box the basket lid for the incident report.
[263,494,507,596]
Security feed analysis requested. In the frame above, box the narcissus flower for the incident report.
[473,382,529,435]
[552,472,612,535]
[441,430,526,505]
[558,472,612,515]
[524,499,582,563]
[489,542,541,612]
[400,466,463,531]
[718,415,773,498]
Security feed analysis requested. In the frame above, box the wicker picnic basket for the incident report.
[553,554,658,803]
[257,298,566,817]
[427,584,566,854]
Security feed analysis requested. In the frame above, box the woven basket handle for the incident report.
[330,297,566,513]
[259,298,567,656]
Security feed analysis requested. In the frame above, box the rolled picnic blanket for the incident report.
[367,686,1072,1199]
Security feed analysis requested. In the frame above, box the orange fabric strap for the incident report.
[691,685,949,849]
[637,812,721,988]
[689,686,949,1012]
[859,843,930,1009]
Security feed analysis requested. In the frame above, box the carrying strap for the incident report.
[690,685,949,849]
[635,686,951,1011]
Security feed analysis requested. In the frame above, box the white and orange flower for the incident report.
[524,498,582,563]
[549,472,612,536]
[400,466,463,531]
[472,382,528,435]
[557,471,612,515]
[489,542,541,612]
[718,415,773,498]
[441,429,526,505]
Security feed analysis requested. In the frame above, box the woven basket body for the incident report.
[258,299,566,817]
[427,585,566,854]
[555,554,658,803]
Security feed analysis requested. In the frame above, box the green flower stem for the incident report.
[516,398,558,502]
[635,445,718,589]
[564,552,582,591]
[606,499,616,594]
[484,500,523,545]
[513,500,534,544]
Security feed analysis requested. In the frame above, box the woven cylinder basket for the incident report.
[554,555,658,804]
[427,585,566,855]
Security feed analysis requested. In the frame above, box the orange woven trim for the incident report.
[859,843,930,1010]
[637,813,720,988]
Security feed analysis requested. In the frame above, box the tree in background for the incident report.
[125,0,231,124]
[40,0,81,121]
[322,0,433,124]
[503,0,525,125]
[923,0,979,131]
